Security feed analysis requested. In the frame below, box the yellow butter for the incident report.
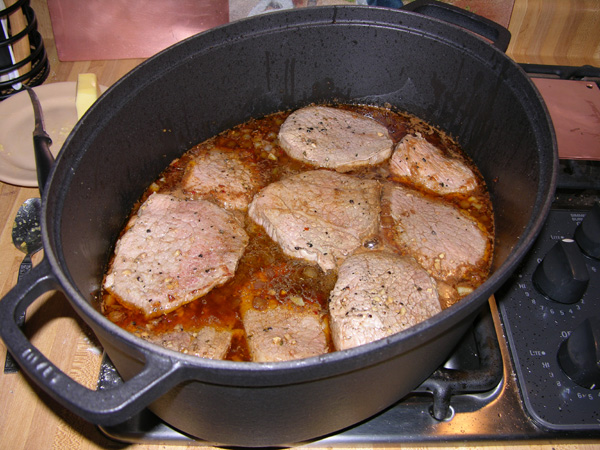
[76,73,99,119]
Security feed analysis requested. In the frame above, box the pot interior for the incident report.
[46,6,556,360]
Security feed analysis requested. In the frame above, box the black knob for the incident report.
[557,318,600,390]
[532,239,589,304]
[574,203,600,260]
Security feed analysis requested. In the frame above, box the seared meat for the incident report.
[381,183,492,282]
[104,193,249,317]
[142,326,233,359]
[390,134,478,195]
[248,170,381,271]
[278,106,394,172]
[181,147,265,211]
[239,265,329,362]
[242,306,328,362]
[329,250,441,351]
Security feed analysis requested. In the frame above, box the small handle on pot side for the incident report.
[0,258,183,426]
[401,0,511,52]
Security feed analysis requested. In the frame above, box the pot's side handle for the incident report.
[0,259,183,426]
[401,0,511,52]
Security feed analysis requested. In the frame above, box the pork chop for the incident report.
[329,250,441,351]
[248,170,381,271]
[181,147,265,211]
[104,193,249,317]
[390,134,478,195]
[381,183,492,282]
[239,264,329,362]
[142,326,233,359]
[242,306,329,362]
[278,105,394,172]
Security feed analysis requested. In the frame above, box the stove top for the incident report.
[97,66,600,446]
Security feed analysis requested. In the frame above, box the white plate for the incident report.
[0,82,106,187]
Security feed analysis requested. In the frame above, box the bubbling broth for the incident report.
[99,104,494,362]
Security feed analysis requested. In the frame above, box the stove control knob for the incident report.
[532,239,589,304]
[558,318,600,390]
[574,203,600,260]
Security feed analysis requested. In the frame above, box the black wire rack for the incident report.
[0,0,50,100]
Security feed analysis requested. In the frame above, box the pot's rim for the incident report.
[41,3,558,385]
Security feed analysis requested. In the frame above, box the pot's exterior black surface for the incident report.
[0,4,557,447]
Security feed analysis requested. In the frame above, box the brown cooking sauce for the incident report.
[99,104,494,361]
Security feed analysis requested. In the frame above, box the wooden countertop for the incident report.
[0,1,599,449]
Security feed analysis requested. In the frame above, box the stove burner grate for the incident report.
[416,309,502,421]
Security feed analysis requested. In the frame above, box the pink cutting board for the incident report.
[47,0,229,61]
[533,78,600,160]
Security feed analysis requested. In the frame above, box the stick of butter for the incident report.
[76,73,100,119]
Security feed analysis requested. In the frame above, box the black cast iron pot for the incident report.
[0,2,557,446]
